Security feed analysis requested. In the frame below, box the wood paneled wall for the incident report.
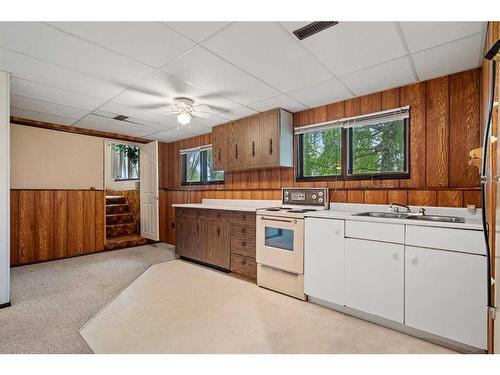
[10,190,105,266]
[158,68,483,245]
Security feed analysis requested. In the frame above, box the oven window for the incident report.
[265,227,294,251]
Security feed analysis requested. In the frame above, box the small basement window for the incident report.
[111,143,140,181]
[296,106,409,181]
[181,145,224,185]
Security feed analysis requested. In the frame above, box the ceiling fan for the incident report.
[163,97,212,129]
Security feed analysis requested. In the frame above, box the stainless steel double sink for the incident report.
[354,211,465,223]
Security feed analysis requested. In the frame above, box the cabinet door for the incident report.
[405,246,487,349]
[246,114,261,168]
[229,120,244,171]
[212,123,228,171]
[260,109,280,167]
[345,238,404,322]
[304,218,345,305]
[206,218,230,269]
[177,216,195,259]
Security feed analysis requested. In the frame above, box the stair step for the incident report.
[106,195,126,205]
[106,213,134,225]
[106,223,137,237]
[105,234,151,251]
[106,204,130,215]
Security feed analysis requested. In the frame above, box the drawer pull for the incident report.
[216,227,220,235]
[241,258,247,265]
[410,255,418,265]
[241,228,246,234]
[241,241,246,247]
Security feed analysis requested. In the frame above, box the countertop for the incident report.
[172,199,281,212]
[305,203,483,230]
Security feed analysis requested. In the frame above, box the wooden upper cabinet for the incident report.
[211,108,293,172]
[212,122,228,171]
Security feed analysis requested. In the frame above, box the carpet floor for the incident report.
[81,260,456,354]
[0,243,175,354]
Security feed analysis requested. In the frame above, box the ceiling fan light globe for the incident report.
[177,112,192,125]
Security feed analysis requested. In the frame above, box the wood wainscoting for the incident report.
[158,68,482,246]
[10,189,105,267]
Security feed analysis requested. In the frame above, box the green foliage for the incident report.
[351,120,405,174]
[301,120,406,177]
[112,144,140,176]
[302,128,342,177]
[185,152,201,183]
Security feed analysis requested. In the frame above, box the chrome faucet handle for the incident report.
[389,206,399,213]
[419,207,426,215]
[389,202,411,213]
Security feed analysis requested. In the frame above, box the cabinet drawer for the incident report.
[176,208,201,219]
[231,223,256,237]
[206,210,232,221]
[405,226,485,255]
[231,235,256,258]
[231,212,256,225]
[346,220,404,244]
[231,254,257,279]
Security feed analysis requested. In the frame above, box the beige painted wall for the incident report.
[10,124,104,189]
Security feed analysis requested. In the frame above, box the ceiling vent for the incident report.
[113,115,129,121]
[293,21,338,40]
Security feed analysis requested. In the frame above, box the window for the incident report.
[111,143,140,181]
[181,146,224,185]
[296,107,409,181]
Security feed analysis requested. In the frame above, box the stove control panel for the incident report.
[282,188,329,208]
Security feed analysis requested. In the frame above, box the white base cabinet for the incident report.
[345,238,404,323]
[304,218,345,305]
[405,246,487,349]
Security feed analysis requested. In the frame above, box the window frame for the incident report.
[180,147,225,186]
[296,118,410,182]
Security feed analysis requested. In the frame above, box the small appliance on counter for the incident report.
[255,188,329,300]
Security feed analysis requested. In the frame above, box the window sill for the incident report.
[296,172,410,182]
[114,178,140,182]
[181,180,225,186]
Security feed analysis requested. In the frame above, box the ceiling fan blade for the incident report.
[193,104,211,112]
[193,112,213,119]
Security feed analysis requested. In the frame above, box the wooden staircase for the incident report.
[105,195,150,250]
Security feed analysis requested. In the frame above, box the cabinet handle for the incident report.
[235,144,238,160]
[216,227,220,236]
[269,138,273,155]
[242,258,247,265]
[241,241,246,247]
[217,212,221,218]
[218,148,221,162]
[410,255,418,265]
[252,141,255,157]
[392,251,399,260]
[241,228,246,234]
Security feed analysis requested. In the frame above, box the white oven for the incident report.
[255,188,328,300]
[256,215,304,274]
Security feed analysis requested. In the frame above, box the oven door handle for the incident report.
[260,217,297,224]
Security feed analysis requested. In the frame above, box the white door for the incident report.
[405,246,487,349]
[140,141,159,241]
[345,238,404,323]
[304,218,345,305]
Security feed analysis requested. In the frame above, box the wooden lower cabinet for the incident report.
[175,208,257,279]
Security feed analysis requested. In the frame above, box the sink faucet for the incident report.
[390,202,426,216]
[389,202,411,213]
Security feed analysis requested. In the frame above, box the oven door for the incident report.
[256,215,304,274]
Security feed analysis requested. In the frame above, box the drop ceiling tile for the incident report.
[111,70,240,115]
[294,22,406,76]
[165,22,229,43]
[217,106,259,121]
[399,22,485,53]
[11,94,88,119]
[11,78,106,110]
[74,113,160,137]
[280,22,312,33]
[249,94,307,113]
[341,57,415,96]
[189,115,227,128]
[98,102,179,129]
[0,47,124,100]
[288,78,353,108]
[203,22,332,92]
[411,33,482,81]
[162,46,279,105]
[10,107,77,125]
[48,22,195,68]
[0,22,154,86]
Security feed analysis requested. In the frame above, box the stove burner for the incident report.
[265,207,285,211]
